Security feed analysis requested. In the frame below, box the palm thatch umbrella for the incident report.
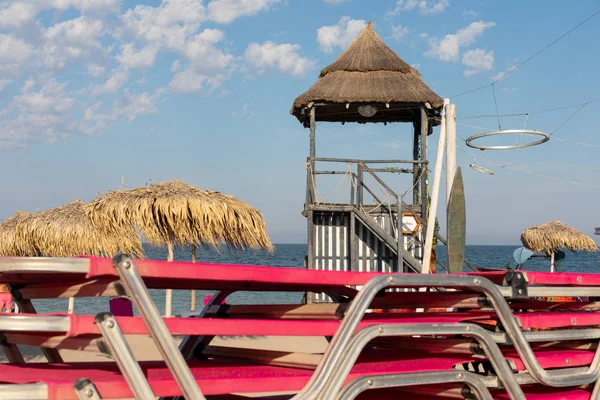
[15,200,144,258]
[0,210,34,256]
[521,220,598,272]
[291,21,443,125]
[85,179,274,316]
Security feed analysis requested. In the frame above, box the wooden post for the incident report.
[550,252,555,273]
[309,106,316,179]
[420,108,428,220]
[413,122,420,205]
[166,242,174,317]
[446,104,457,205]
[422,99,449,273]
[67,297,74,314]
[191,244,197,312]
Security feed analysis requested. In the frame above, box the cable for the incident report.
[550,103,589,136]
[554,138,600,148]
[457,145,600,188]
[451,9,600,99]
[458,98,600,120]
[491,84,501,130]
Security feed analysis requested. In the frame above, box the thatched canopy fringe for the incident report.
[15,200,144,258]
[291,21,443,125]
[85,179,274,252]
[0,210,33,256]
[521,220,598,255]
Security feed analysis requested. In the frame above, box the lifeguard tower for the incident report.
[291,23,443,300]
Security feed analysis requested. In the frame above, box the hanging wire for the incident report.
[491,84,501,130]
[457,145,600,189]
[550,103,589,136]
[451,9,600,99]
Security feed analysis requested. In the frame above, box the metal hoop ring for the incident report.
[465,129,550,150]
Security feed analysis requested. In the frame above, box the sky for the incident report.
[0,0,599,246]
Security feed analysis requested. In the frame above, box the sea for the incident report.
[30,244,600,317]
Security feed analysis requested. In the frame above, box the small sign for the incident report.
[401,211,421,235]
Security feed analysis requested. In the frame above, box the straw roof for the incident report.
[521,220,598,255]
[291,21,443,125]
[85,179,274,252]
[15,200,144,258]
[0,210,34,256]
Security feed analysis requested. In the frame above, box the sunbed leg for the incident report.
[179,290,231,361]
[0,333,25,363]
[8,286,63,363]
[74,378,103,400]
[95,313,155,400]
[112,255,206,400]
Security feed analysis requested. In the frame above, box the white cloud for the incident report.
[244,41,315,77]
[503,87,517,92]
[207,0,281,24]
[462,48,494,76]
[387,0,449,17]
[88,64,106,77]
[180,29,234,72]
[0,79,76,148]
[117,44,158,69]
[0,0,119,30]
[0,34,34,66]
[44,17,103,46]
[425,20,495,61]
[169,28,235,92]
[324,0,345,3]
[391,25,409,41]
[462,9,477,17]
[317,16,367,53]
[94,69,129,94]
[170,69,226,93]
[411,63,420,69]
[121,0,206,50]
[40,17,105,69]
[492,64,517,81]
[0,2,38,28]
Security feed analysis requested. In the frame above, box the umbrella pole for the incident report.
[191,244,196,312]
[166,242,174,317]
[68,297,74,314]
[550,252,555,273]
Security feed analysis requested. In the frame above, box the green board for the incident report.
[447,167,466,273]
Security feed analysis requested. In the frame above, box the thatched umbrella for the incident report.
[0,210,34,256]
[521,220,598,272]
[291,21,443,125]
[85,179,274,316]
[15,200,144,258]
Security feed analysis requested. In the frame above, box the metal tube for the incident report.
[95,313,155,400]
[0,383,48,400]
[320,323,523,400]
[313,157,428,164]
[0,257,89,273]
[291,273,600,400]
[337,370,493,400]
[112,255,206,400]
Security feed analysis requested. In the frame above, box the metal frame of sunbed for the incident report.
[2,256,600,399]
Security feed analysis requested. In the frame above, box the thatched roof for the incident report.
[15,200,144,258]
[0,210,34,256]
[521,220,598,255]
[85,179,274,252]
[291,21,443,126]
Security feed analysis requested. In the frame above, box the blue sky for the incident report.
[0,0,599,245]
